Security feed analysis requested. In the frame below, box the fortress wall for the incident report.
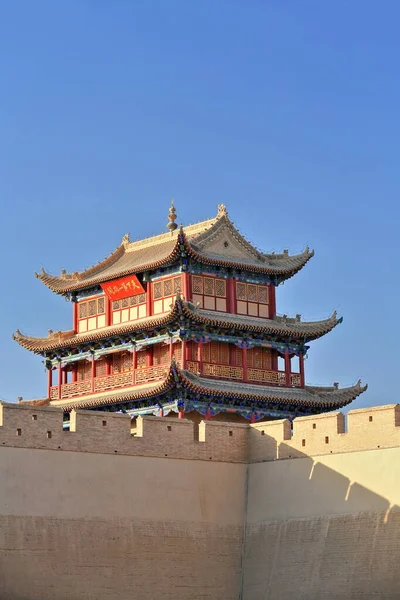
[249,404,400,462]
[1,402,400,600]
[0,432,246,599]
[243,446,400,599]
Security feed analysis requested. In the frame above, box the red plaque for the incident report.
[101,274,145,301]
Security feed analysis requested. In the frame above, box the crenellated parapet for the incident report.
[249,404,400,462]
[1,401,399,464]
[0,402,248,463]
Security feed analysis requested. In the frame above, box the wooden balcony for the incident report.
[49,360,303,402]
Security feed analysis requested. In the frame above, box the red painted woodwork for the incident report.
[101,274,144,301]
[57,365,62,400]
[227,278,236,313]
[197,341,203,371]
[178,409,185,419]
[169,338,174,361]
[72,365,77,383]
[182,272,190,301]
[299,353,305,387]
[146,281,152,317]
[47,369,52,398]
[73,302,78,332]
[284,349,291,387]
[105,296,111,327]
[250,413,256,424]
[269,285,276,318]
[242,346,248,382]
[181,340,188,369]
[205,408,211,420]
[131,349,136,385]
[91,356,95,393]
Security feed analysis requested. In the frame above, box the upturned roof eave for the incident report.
[12,297,342,355]
[33,206,315,295]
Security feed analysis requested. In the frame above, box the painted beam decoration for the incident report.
[101,274,144,301]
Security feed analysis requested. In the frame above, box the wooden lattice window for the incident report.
[153,344,170,365]
[95,358,107,377]
[173,342,182,363]
[202,342,230,365]
[236,282,269,318]
[233,346,243,367]
[77,361,91,381]
[247,347,272,370]
[136,349,146,369]
[191,275,227,312]
[112,351,132,374]
[152,275,182,315]
[77,296,106,333]
[112,293,147,325]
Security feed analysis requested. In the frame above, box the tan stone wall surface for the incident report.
[244,447,400,599]
[0,446,246,600]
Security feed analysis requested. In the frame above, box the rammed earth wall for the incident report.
[0,402,399,599]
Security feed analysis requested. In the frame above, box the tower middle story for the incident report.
[13,203,367,423]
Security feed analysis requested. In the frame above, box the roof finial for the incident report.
[167,199,178,233]
[218,203,228,217]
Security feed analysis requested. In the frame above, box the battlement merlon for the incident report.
[1,401,399,463]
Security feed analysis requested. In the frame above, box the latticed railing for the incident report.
[49,359,302,400]
[60,380,91,399]
[184,360,301,387]
[247,368,286,385]
[135,365,169,384]
[94,372,132,392]
[203,363,243,380]
[290,373,301,387]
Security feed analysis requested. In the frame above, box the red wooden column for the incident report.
[178,407,185,419]
[169,338,174,361]
[197,341,203,375]
[146,281,152,317]
[132,347,137,385]
[72,302,78,332]
[105,296,111,327]
[91,356,96,393]
[47,369,53,398]
[57,365,62,400]
[250,412,256,424]
[205,408,212,420]
[181,340,187,369]
[269,285,276,319]
[72,365,77,383]
[284,349,291,387]
[299,353,305,388]
[242,345,248,382]
[146,346,153,368]
[228,279,236,313]
[106,355,111,376]
[182,272,190,301]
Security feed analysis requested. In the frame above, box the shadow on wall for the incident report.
[243,435,400,600]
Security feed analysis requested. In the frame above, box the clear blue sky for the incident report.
[1,1,399,410]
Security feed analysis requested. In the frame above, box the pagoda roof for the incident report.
[35,205,313,294]
[27,361,366,412]
[12,297,341,355]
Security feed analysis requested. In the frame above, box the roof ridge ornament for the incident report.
[121,233,130,248]
[167,200,178,233]
[217,203,228,217]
